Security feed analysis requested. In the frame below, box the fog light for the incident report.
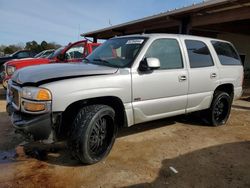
[23,101,45,112]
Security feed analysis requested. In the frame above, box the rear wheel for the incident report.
[205,91,232,126]
[68,105,117,164]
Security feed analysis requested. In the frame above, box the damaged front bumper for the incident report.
[7,103,53,141]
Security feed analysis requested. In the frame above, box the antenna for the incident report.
[109,19,112,26]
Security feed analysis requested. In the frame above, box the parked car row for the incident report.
[34,49,55,58]
[6,34,243,165]
[0,50,36,67]
[1,40,100,88]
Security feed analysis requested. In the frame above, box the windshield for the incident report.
[41,50,55,58]
[47,47,64,59]
[34,51,44,58]
[87,37,147,68]
[10,51,19,57]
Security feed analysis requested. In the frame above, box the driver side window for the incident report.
[65,43,84,60]
[145,38,183,69]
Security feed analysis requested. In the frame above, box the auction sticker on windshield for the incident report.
[126,39,144,44]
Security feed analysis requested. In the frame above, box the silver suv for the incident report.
[6,34,244,164]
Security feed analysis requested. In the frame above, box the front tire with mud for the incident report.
[68,105,117,164]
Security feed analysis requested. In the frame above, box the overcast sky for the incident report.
[0,0,202,45]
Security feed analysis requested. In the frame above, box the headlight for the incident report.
[6,66,16,76]
[21,87,52,113]
[22,87,52,101]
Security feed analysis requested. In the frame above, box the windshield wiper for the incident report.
[93,58,109,63]
[92,58,114,67]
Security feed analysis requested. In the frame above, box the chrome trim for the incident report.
[10,85,22,110]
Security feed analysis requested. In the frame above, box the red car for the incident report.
[2,40,100,88]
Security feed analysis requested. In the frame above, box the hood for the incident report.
[12,63,118,86]
[6,58,49,68]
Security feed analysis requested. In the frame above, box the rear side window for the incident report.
[185,40,214,68]
[145,38,183,69]
[211,41,241,65]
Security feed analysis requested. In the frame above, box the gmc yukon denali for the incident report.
[6,34,243,164]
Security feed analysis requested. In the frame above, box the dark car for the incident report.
[0,50,36,82]
[0,50,36,66]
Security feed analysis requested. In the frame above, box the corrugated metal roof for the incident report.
[81,0,230,37]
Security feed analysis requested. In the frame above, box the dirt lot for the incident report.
[0,86,250,188]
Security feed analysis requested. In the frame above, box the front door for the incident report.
[64,42,86,63]
[132,38,188,124]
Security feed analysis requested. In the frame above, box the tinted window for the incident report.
[16,52,30,58]
[145,39,183,69]
[211,41,241,65]
[185,40,214,68]
[92,45,99,51]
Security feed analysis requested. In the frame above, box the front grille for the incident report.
[11,86,20,108]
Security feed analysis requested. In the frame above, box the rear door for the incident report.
[181,38,220,113]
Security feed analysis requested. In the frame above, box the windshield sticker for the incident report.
[126,39,144,44]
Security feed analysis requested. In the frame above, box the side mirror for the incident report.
[57,53,65,61]
[139,58,160,71]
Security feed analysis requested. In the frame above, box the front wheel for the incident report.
[68,105,117,164]
[205,91,232,126]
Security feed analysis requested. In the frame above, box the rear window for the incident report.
[211,41,241,65]
[185,40,214,68]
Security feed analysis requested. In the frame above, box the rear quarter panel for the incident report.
[208,40,244,100]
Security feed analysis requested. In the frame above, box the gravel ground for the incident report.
[0,86,249,188]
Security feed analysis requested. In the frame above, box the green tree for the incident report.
[41,41,48,50]
[4,47,14,54]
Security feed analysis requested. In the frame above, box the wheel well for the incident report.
[57,96,127,139]
[214,84,234,98]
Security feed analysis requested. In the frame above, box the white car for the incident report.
[7,34,243,164]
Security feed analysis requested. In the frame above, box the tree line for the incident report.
[0,41,61,56]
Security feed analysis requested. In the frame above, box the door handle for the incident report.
[179,75,187,82]
[210,73,217,78]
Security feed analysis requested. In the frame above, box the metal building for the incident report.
[82,0,250,77]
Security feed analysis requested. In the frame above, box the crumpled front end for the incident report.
[6,80,54,142]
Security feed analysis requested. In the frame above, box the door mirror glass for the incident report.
[139,58,160,71]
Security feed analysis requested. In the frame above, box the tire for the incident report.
[205,91,232,126]
[68,105,117,164]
